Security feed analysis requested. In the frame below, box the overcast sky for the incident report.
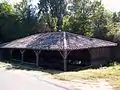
[7,0,120,12]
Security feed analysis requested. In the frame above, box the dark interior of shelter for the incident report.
[2,49,11,60]
[1,49,91,71]
[39,50,63,69]
[24,50,36,63]
[12,49,21,61]
[67,50,91,69]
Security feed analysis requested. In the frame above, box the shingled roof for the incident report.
[0,32,117,50]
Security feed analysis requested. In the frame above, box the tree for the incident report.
[92,1,108,39]
[107,11,120,42]
[112,12,119,23]
[0,0,38,42]
[0,1,16,42]
[67,0,94,36]
[65,0,109,38]
[14,0,38,37]
[0,1,13,15]
[38,0,67,31]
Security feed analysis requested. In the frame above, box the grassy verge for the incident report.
[54,65,120,79]
[53,63,120,90]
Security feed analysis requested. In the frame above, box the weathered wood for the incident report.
[63,50,67,71]
[9,49,13,61]
[63,32,67,71]
[89,47,111,66]
[34,50,41,66]
[20,49,25,63]
[1,32,116,51]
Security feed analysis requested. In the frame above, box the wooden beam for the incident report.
[63,50,67,71]
[34,50,41,66]
[20,49,25,63]
[58,50,70,71]
[63,32,68,71]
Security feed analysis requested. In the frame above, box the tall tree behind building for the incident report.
[38,0,67,32]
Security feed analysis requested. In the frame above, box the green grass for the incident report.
[54,65,120,79]
[53,63,120,90]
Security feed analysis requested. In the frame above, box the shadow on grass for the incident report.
[0,60,119,74]
[0,60,94,74]
[0,60,63,75]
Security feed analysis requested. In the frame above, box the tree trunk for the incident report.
[57,15,63,32]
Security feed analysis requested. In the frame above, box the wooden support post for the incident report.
[88,49,92,66]
[9,49,13,61]
[63,50,67,71]
[34,50,41,66]
[63,32,68,71]
[20,49,25,63]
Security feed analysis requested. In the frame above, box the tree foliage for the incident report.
[0,0,38,42]
[0,0,120,44]
[38,0,67,31]
[92,1,108,39]
[14,0,38,35]
[63,0,108,37]
[0,1,16,41]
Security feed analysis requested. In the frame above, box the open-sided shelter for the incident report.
[0,32,117,71]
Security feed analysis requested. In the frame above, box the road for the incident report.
[0,69,72,90]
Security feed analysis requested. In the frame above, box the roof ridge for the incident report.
[63,32,67,50]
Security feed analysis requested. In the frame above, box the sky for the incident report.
[6,0,120,12]
[103,0,120,12]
